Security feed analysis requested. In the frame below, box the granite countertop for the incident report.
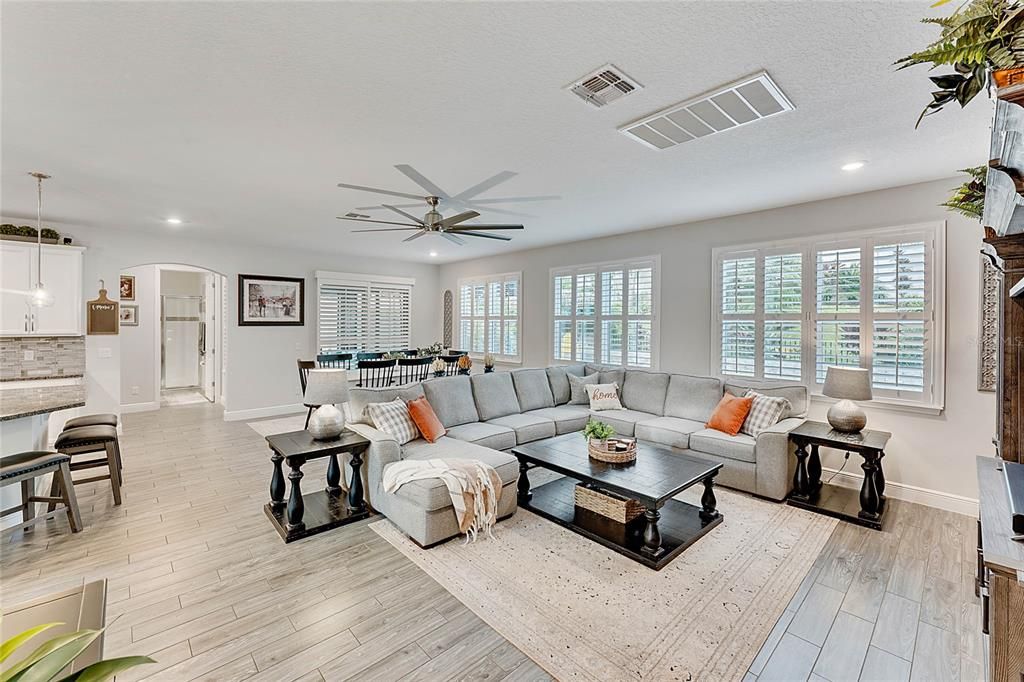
[0,374,85,383]
[0,384,86,421]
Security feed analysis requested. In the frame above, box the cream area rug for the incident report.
[247,414,306,437]
[371,486,837,681]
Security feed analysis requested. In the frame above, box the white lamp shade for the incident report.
[304,369,350,406]
[822,366,872,402]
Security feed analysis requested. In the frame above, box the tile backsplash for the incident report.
[0,336,86,381]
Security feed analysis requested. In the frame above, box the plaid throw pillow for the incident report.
[366,398,419,445]
[740,390,790,437]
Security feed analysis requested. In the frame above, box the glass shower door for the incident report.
[162,295,202,389]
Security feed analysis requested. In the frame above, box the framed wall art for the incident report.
[238,274,304,326]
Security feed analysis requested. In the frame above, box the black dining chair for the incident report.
[449,349,468,356]
[356,351,384,361]
[401,349,419,357]
[317,352,352,369]
[440,354,463,376]
[297,359,318,428]
[397,356,433,384]
[358,358,397,387]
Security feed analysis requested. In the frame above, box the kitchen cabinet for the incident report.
[0,242,84,336]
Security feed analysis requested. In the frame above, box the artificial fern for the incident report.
[940,166,988,221]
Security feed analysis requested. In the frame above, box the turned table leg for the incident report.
[347,449,367,514]
[792,440,810,499]
[286,457,305,532]
[807,443,822,493]
[326,453,343,496]
[858,452,882,523]
[700,474,720,521]
[641,505,664,559]
[517,459,532,503]
[270,451,285,509]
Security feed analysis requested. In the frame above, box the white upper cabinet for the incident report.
[0,242,84,336]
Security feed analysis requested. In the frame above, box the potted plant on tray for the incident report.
[583,419,616,449]
[896,0,1023,127]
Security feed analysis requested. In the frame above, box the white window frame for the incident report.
[315,271,415,367]
[456,271,522,363]
[549,255,661,369]
[711,222,946,415]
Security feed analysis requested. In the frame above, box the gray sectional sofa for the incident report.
[345,364,807,547]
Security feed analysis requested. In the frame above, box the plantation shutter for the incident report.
[457,272,522,361]
[871,240,929,396]
[720,255,756,375]
[763,253,802,380]
[317,274,412,355]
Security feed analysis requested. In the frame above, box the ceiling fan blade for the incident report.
[337,183,424,201]
[450,230,512,241]
[453,171,518,200]
[394,164,450,198]
[345,212,371,219]
[470,195,560,204]
[448,224,524,230]
[403,231,428,242]
[383,204,425,225]
[439,210,480,228]
[354,202,422,211]
[441,232,466,245]
[350,227,425,233]
[337,216,421,227]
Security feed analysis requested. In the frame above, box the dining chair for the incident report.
[440,354,463,377]
[317,352,352,369]
[356,351,384,361]
[401,349,419,357]
[397,356,433,384]
[358,358,397,387]
[449,349,468,356]
[297,359,318,428]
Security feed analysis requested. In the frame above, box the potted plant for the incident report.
[431,356,446,377]
[896,0,1022,126]
[483,353,496,373]
[941,166,987,221]
[583,419,616,448]
[456,354,473,375]
[1,621,154,681]
[418,342,443,357]
[1,224,61,244]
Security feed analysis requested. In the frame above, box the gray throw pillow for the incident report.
[568,372,599,405]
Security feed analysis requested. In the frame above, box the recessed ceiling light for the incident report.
[166,217,183,225]
[841,161,865,172]
[429,251,438,258]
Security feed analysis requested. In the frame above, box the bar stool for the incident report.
[50,425,122,506]
[2,451,83,533]
[63,414,118,430]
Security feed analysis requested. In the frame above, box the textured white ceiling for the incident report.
[0,1,990,264]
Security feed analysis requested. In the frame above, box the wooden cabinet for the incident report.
[0,242,84,336]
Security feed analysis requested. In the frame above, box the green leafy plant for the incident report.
[583,419,615,441]
[895,0,1023,126]
[940,166,988,220]
[0,225,60,240]
[417,342,443,357]
[0,620,154,682]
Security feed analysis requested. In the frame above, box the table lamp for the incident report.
[822,366,872,433]
[304,369,350,440]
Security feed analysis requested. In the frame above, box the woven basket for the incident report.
[574,484,644,524]
[587,438,637,463]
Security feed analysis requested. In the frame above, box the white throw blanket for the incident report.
[382,458,503,542]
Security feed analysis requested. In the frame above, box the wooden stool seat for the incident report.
[1,451,82,533]
[63,413,118,430]
[54,425,122,506]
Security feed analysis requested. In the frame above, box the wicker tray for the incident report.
[574,484,644,524]
[587,438,637,463]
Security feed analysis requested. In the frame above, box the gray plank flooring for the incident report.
[0,401,982,681]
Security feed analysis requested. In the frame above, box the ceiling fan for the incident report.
[337,165,556,245]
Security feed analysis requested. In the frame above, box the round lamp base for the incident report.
[308,404,345,440]
[826,399,866,433]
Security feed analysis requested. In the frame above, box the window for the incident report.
[316,271,413,354]
[458,272,521,362]
[712,223,945,411]
[551,257,659,368]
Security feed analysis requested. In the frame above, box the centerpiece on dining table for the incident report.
[583,419,637,463]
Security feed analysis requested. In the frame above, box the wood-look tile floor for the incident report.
[0,401,981,682]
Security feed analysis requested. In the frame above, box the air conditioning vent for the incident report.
[620,72,794,150]
[567,64,642,108]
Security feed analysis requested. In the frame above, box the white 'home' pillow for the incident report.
[586,383,623,411]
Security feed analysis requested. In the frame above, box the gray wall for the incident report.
[439,178,995,504]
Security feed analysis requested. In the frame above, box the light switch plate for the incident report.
[98,347,112,359]
[23,350,35,361]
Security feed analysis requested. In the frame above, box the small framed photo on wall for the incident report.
[119,275,136,301]
[238,274,304,326]
[119,305,139,327]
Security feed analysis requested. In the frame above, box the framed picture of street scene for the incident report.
[238,274,304,326]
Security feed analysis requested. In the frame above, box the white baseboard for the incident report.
[120,401,160,414]
[821,466,978,517]
[223,403,306,422]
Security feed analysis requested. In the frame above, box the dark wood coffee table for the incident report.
[512,433,723,570]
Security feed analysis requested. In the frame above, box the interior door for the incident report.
[162,296,201,389]
[201,274,217,402]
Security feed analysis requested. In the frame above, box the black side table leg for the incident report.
[326,454,343,496]
[270,451,286,509]
[700,474,720,521]
[858,452,881,523]
[517,459,532,503]
[808,443,822,493]
[792,441,810,499]
[348,450,367,514]
[286,458,305,532]
[875,452,886,502]
[641,506,664,559]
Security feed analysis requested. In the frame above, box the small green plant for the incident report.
[583,419,615,441]
[941,166,987,220]
[0,620,154,682]
[0,225,60,240]
[417,342,443,357]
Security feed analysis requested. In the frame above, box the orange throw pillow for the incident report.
[706,393,754,436]
[407,396,446,443]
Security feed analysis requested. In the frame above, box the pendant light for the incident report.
[28,172,54,308]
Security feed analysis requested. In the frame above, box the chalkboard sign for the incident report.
[87,288,119,335]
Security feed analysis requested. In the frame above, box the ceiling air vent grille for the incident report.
[567,64,642,108]
[620,71,794,150]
